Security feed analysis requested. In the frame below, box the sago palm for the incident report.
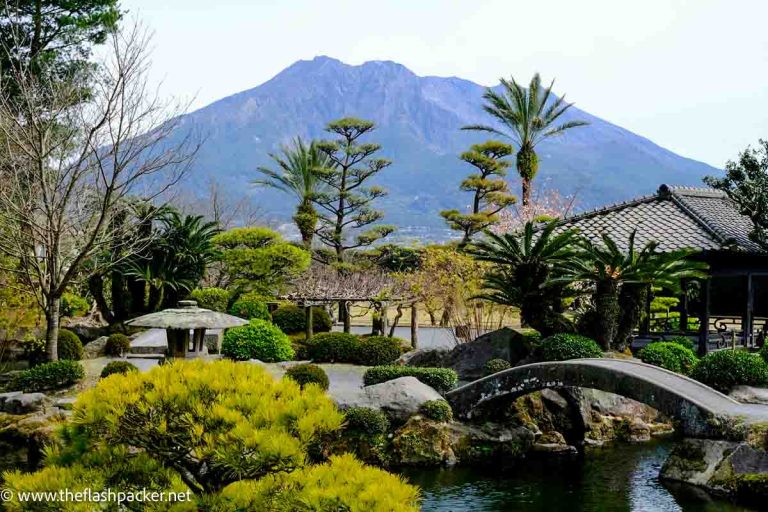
[463,74,588,205]
[254,138,332,248]
[468,221,580,334]
[565,231,708,350]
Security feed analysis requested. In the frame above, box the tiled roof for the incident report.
[555,184,763,254]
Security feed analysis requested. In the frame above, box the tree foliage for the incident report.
[463,73,588,205]
[213,227,310,296]
[314,118,394,260]
[441,140,517,246]
[704,139,768,248]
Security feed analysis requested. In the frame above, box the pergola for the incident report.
[556,184,768,355]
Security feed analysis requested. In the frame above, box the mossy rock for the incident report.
[392,417,454,466]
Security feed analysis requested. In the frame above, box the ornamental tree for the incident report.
[440,140,517,246]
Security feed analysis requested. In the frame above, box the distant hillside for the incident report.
[170,56,719,231]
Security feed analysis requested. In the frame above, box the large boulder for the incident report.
[335,376,443,422]
[730,386,768,405]
[413,327,539,381]
[83,336,108,359]
[661,438,768,505]
[4,393,47,414]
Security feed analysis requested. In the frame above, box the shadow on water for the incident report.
[401,439,756,512]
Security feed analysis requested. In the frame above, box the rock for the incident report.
[0,392,22,410]
[61,318,109,342]
[730,386,768,405]
[392,416,535,466]
[537,430,566,445]
[5,393,47,414]
[397,348,449,368]
[54,398,77,411]
[336,377,443,422]
[531,443,578,455]
[661,438,768,504]
[437,327,540,380]
[83,336,108,359]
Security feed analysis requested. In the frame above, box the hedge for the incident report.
[284,364,329,390]
[483,358,511,376]
[357,336,403,366]
[57,329,83,361]
[104,333,131,357]
[272,305,333,334]
[100,361,138,379]
[12,360,85,392]
[344,407,390,435]
[189,288,230,312]
[221,319,294,362]
[228,293,271,321]
[539,333,603,361]
[363,366,458,393]
[692,350,768,392]
[639,342,697,375]
[420,400,453,422]
[307,333,360,363]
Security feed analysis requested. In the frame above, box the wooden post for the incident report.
[342,301,351,333]
[641,284,652,336]
[698,278,711,357]
[380,302,388,337]
[305,304,314,340]
[679,279,689,333]
[746,273,754,347]
[410,302,419,349]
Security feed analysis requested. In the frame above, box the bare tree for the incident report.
[0,21,197,360]
[174,179,265,230]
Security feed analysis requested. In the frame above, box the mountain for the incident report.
[172,56,719,233]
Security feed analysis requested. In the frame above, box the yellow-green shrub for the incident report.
[213,454,420,512]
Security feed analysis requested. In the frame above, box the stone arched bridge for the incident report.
[445,358,768,438]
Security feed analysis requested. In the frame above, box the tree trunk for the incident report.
[516,145,539,207]
[388,304,403,338]
[410,303,419,349]
[521,178,532,207]
[594,280,620,350]
[616,284,646,351]
[45,296,61,361]
[294,200,317,249]
[305,305,314,340]
[88,273,114,324]
[340,301,351,333]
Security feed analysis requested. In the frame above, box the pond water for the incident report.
[402,440,755,512]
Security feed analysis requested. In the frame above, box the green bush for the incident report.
[189,288,230,312]
[12,360,85,391]
[358,336,403,366]
[228,293,271,321]
[363,366,458,393]
[639,342,698,375]
[540,333,603,361]
[57,329,83,361]
[60,293,89,317]
[307,332,360,363]
[19,336,46,367]
[284,363,329,390]
[420,400,453,422]
[483,358,511,376]
[104,333,131,357]
[221,319,294,362]
[272,304,332,334]
[759,343,768,366]
[692,350,768,392]
[659,335,695,352]
[344,407,389,435]
[100,361,138,379]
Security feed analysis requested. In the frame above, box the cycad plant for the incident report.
[463,74,588,205]
[468,221,580,335]
[254,138,332,248]
[565,231,708,350]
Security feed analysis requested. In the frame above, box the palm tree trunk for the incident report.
[616,284,646,351]
[594,279,620,350]
[294,200,317,249]
[517,145,539,207]
[521,179,532,207]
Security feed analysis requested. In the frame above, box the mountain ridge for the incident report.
[171,55,719,232]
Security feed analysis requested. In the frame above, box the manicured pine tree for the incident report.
[441,140,517,246]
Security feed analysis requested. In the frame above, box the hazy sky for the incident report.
[123,0,768,168]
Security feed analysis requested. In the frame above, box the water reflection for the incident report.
[402,440,755,512]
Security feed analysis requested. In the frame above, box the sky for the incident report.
[122,0,768,168]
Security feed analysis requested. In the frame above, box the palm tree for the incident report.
[564,232,708,350]
[467,221,580,335]
[253,138,332,248]
[463,74,588,206]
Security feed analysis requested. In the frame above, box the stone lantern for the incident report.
[126,300,248,358]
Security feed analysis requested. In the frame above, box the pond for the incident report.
[402,439,755,512]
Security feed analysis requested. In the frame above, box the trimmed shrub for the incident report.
[221,319,294,362]
[307,332,360,363]
[104,333,131,357]
[420,400,453,422]
[659,335,695,352]
[639,342,698,375]
[100,361,138,379]
[358,336,403,366]
[57,329,83,361]
[228,293,271,321]
[12,360,85,391]
[483,358,511,376]
[272,304,332,334]
[189,288,229,312]
[60,293,89,317]
[344,407,390,435]
[540,333,603,361]
[692,350,768,392]
[759,343,768,366]
[284,363,329,390]
[363,366,458,393]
